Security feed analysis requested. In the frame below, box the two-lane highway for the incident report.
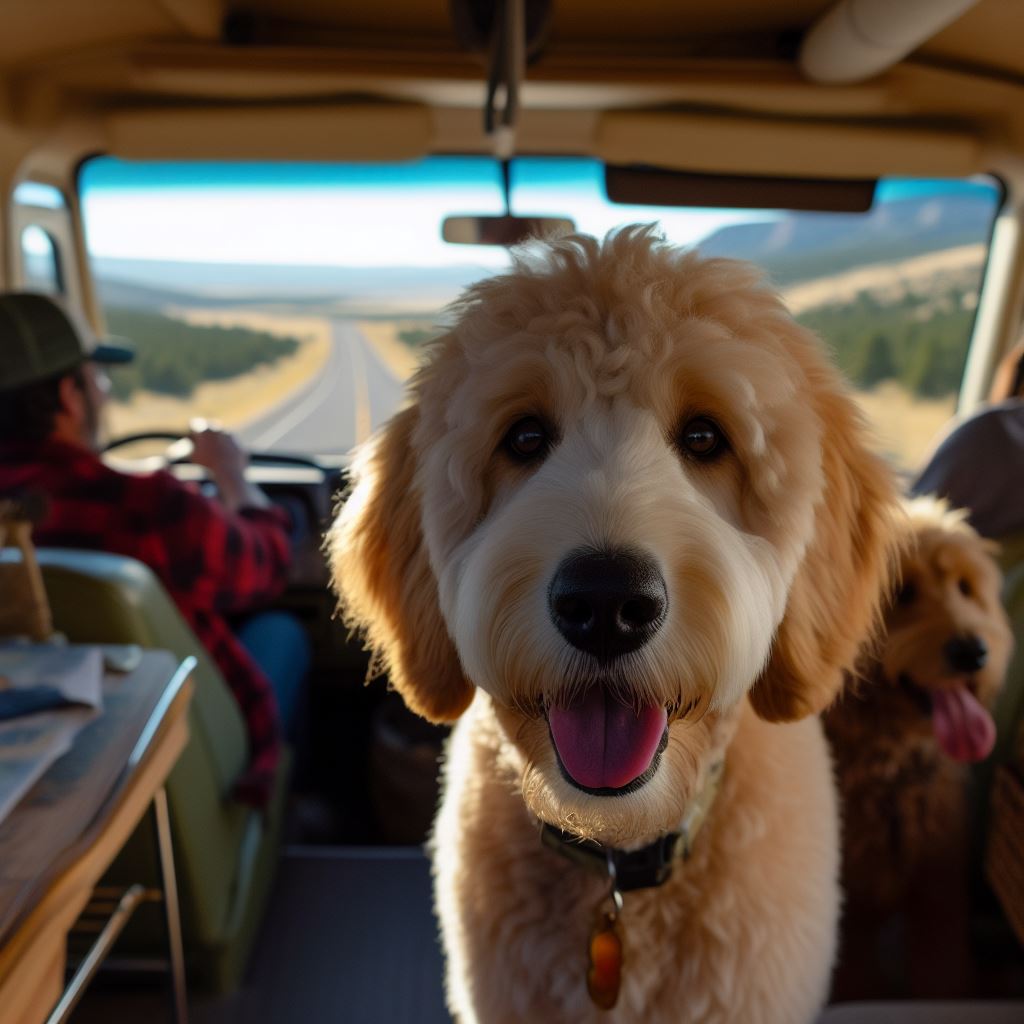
[240,320,407,454]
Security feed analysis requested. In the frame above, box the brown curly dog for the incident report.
[825,496,1013,1001]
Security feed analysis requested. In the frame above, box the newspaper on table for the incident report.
[0,644,104,718]
[0,645,104,827]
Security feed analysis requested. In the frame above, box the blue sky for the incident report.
[74,156,999,268]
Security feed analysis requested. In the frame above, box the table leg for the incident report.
[44,886,148,1024]
[152,787,188,1024]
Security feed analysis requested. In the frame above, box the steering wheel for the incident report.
[103,430,194,467]
[102,430,326,470]
[102,431,326,550]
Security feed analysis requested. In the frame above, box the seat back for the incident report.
[10,548,256,952]
[34,549,248,791]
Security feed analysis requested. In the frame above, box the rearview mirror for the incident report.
[442,215,575,247]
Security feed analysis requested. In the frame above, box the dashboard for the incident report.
[165,461,346,590]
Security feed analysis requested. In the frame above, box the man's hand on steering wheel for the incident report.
[187,420,269,512]
[103,423,269,512]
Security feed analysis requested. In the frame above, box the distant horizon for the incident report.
[79,156,752,269]
[73,157,1000,290]
[91,253,507,270]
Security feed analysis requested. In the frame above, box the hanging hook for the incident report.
[484,0,525,161]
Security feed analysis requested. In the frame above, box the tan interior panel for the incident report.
[923,0,1024,80]
[105,103,433,161]
[597,111,982,180]
[0,1,185,67]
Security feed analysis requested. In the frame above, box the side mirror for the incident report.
[442,215,574,247]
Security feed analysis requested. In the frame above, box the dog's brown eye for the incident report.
[958,578,973,597]
[504,416,550,461]
[678,417,724,460]
[896,581,917,606]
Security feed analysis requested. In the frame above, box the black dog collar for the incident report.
[540,759,725,892]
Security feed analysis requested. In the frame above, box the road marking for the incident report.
[247,321,375,449]
[248,352,342,448]
[346,329,373,444]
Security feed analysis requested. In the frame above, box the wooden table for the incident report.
[0,650,194,1024]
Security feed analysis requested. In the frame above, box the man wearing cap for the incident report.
[0,292,307,806]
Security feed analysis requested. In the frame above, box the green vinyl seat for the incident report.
[15,547,290,992]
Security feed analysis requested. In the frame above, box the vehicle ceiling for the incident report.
[1,1,1024,180]
[1,0,1023,76]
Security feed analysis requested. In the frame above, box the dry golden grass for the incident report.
[106,309,332,438]
[853,380,955,473]
[356,320,424,380]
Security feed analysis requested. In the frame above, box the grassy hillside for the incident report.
[697,191,998,287]
[105,308,300,400]
[797,287,976,399]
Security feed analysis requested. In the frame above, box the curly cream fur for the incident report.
[330,227,900,1023]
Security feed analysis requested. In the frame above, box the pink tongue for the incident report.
[930,686,996,763]
[548,688,668,790]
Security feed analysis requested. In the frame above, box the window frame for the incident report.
[9,181,83,308]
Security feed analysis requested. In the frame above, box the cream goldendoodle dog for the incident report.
[330,227,898,1023]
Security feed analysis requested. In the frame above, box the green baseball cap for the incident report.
[0,292,133,393]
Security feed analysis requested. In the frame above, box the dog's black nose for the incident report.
[549,549,667,660]
[945,634,988,673]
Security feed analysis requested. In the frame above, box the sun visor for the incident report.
[606,166,877,213]
[597,111,982,180]
[104,102,433,161]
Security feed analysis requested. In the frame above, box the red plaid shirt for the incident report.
[0,438,290,806]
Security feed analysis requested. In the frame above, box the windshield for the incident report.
[79,157,1000,470]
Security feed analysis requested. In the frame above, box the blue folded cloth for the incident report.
[0,644,104,721]
[0,686,77,721]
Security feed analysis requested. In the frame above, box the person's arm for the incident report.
[188,425,270,513]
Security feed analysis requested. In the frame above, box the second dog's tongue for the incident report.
[931,686,996,763]
[548,687,667,790]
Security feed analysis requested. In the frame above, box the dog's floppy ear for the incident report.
[750,371,899,723]
[329,406,473,722]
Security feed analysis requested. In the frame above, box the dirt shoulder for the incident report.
[106,309,333,437]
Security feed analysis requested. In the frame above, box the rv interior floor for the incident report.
[73,846,451,1024]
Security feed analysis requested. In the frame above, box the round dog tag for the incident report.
[586,911,622,1010]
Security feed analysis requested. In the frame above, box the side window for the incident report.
[20,224,63,294]
[11,181,78,304]
[789,178,1001,472]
